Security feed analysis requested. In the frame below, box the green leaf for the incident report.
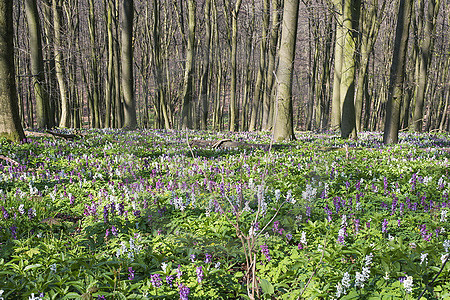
[24,263,42,271]
[260,278,274,295]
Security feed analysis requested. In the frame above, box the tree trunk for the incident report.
[104,0,114,128]
[88,0,101,128]
[0,0,25,141]
[200,0,211,130]
[53,0,70,127]
[272,0,299,142]
[180,0,196,130]
[383,0,413,144]
[121,0,136,129]
[330,0,343,131]
[228,0,242,132]
[412,0,440,132]
[339,0,360,139]
[25,0,53,129]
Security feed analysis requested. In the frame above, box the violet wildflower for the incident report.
[111,225,118,236]
[97,296,106,300]
[355,219,360,234]
[133,210,141,218]
[190,254,196,263]
[196,266,204,283]
[286,233,293,241]
[105,229,110,238]
[10,225,17,239]
[178,283,190,300]
[151,273,162,288]
[28,208,36,219]
[166,275,174,287]
[260,244,271,261]
[128,267,135,280]
[103,206,109,223]
[382,219,388,233]
[205,253,212,263]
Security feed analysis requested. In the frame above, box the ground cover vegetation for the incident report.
[0,129,449,299]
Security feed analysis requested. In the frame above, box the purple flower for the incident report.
[196,266,204,283]
[286,233,293,241]
[128,267,135,280]
[190,254,196,263]
[273,221,280,233]
[260,244,271,261]
[133,210,141,218]
[166,275,174,287]
[298,243,303,250]
[105,229,110,238]
[97,296,106,300]
[10,225,17,239]
[382,219,388,233]
[28,208,36,219]
[103,206,109,223]
[2,206,9,219]
[111,225,118,236]
[178,283,190,300]
[205,253,212,263]
[151,273,162,288]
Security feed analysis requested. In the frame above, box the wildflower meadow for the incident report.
[0,129,449,299]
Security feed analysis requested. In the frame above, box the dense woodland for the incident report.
[1,0,450,141]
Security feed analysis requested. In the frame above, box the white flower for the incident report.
[420,253,428,265]
[383,272,390,280]
[29,293,42,300]
[161,262,168,273]
[355,271,365,288]
[441,210,448,222]
[335,283,344,298]
[341,272,351,290]
[364,253,373,266]
[300,231,307,246]
[18,204,25,215]
[441,253,449,265]
[274,189,281,201]
[403,276,413,293]
[0,289,4,300]
[444,240,450,252]
[214,261,221,269]
[49,263,57,272]
[362,266,371,280]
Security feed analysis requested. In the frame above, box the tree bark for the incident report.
[53,0,70,128]
[272,0,299,142]
[121,0,136,129]
[0,0,25,141]
[25,0,53,129]
[180,0,196,130]
[383,0,413,144]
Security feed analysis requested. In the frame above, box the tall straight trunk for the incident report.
[355,0,384,132]
[25,0,53,128]
[200,0,211,130]
[0,0,25,141]
[113,0,122,128]
[53,0,70,127]
[88,0,101,128]
[412,0,440,132]
[330,0,343,131]
[273,0,299,141]
[262,0,280,131]
[180,0,196,130]
[383,0,413,144]
[121,0,136,129]
[104,0,114,128]
[339,0,360,139]
[228,0,243,132]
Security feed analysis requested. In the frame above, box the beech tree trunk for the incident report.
[383,0,413,144]
[0,0,25,141]
[272,0,299,142]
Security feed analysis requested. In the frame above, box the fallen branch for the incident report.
[212,139,232,149]
[45,130,80,140]
[0,155,19,165]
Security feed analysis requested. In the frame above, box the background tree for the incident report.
[0,0,25,141]
[384,0,413,144]
[121,0,136,129]
[25,0,53,129]
[273,0,299,141]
